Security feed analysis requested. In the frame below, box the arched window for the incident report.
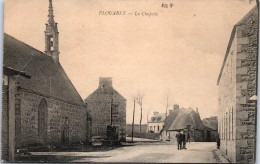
[38,99,48,139]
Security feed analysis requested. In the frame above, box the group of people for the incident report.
[176,131,221,150]
[175,131,189,150]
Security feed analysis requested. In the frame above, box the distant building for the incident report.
[2,1,87,161]
[147,112,166,133]
[217,6,258,163]
[161,107,212,142]
[202,116,218,142]
[85,77,126,141]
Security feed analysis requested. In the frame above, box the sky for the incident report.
[3,0,256,124]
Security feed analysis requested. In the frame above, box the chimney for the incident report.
[174,104,179,111]
[99,77,112,88]
[196,107,199,113]
[154,112,159,116]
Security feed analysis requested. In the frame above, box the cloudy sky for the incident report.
[4,0,256,124]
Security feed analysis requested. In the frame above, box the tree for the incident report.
[163,90,171,118]
[147,105,151,123]
[135,91,145,133]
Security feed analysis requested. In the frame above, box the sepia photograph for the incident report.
[0,0,258,163]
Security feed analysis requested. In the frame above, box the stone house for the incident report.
[217,6,258,163]
[85,77,126,141]
[160,107,211,143]
[202,116,218,142]
[2,0,87,160]
[147,112,166,133]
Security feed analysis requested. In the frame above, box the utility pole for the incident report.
[131,99,135,142]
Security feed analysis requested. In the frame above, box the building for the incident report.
[2,67,31,161]
[85,77,126,141]
[147,112,166,133]
[202,116,218,142]
[2,0,87,160]
[217,6,258,163]
[161,107,211,143]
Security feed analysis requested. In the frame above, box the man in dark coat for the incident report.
[182,131,186,149]
[176,131,182,150]
[216,133,220,149]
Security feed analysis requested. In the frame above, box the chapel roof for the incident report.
[3,33,85,106]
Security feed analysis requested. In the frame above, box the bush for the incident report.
[127,132,160,140]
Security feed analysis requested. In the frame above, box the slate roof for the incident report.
[202,116,218,131]
[162,108,208,131]
[217,6,258,85]
[3,33,85,106]
[3,66,31,79]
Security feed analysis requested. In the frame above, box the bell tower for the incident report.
[45,0,59,63]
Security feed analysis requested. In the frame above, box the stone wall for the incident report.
[2,84,9,161]
[16,89,87,147]
[86,89,126,141]
[111,90,127,140]
[209,130,218,142]
[87,94,112,137]
[191,129,204,142]
[218,27,237,163]
[235,7,258,163]
[218,7,258,163]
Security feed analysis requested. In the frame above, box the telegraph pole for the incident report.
[131,99,136,142]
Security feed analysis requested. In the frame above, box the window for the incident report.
[47,35,54,51]
[225,112,228,140]
[223,114,226,140]
[221,116,222,139]
[112,104,119,115]
[231,107,234,140]
[231,51,233,82]
[158,126,160,131]
[228,111,230,140]
[38,99,48,139]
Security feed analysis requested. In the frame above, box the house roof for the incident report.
[148,113,166,123]
[217,6,258,85]
[202,116,218,131]
[163,108,208,131]
[85,77,126,102]
[3,33,85,106]
[85,86,126,102]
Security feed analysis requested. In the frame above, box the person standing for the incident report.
[187,133,190,143]
[216,133,220,149]
[176,131,182,150]
[182,131,186,149]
